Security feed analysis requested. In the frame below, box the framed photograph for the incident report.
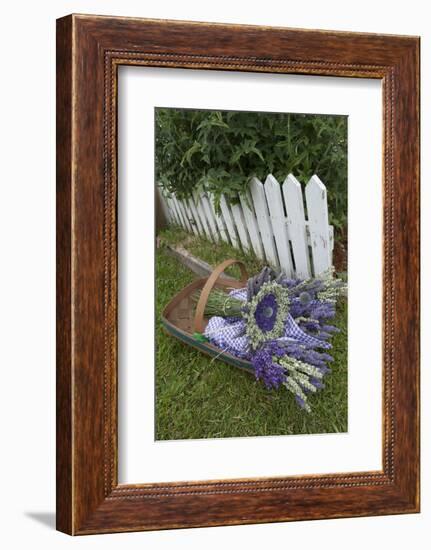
[56,14,420,535]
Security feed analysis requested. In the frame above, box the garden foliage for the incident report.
[155,108,347,232]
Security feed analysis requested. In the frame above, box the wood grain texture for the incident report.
[56,16,73,535]
[56,14,420,535]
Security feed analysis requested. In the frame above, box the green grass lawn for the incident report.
[159,226,266,277]
[155,237,348,441]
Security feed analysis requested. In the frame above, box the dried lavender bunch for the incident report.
[243,281,290,350]
[192,288,244,317]
[246,266,278,301]
[251,341,326,413]
[196,264,346,413]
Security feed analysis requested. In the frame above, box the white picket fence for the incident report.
[159,174,334,278]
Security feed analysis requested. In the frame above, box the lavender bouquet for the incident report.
[194,267,346,412]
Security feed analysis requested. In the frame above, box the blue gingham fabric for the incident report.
[204,287,331,358]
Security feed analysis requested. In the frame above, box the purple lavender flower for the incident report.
[295,395,307,409]
[321,324,340,333]
[310,377,325,389]
[300,320,321,332]
[290,300,336,321]
[244,281,290,350]
[252,346,286,390]
[266,341,287,358]
[282,342,334,371]
[254,293,278,332]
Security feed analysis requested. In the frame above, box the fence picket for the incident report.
[264,174,294,277]
[157,188,172,223]
[166,195,177,225]
[305,175,331,276]
[249,177,278,267]
[209,193,230,243]
[172,195,184,228]
[202,195,220,242]
[171,195,187,230]
[220,195,239,249]
[239,192,265,259]
[282,175,311,278]
[195,195,213,242]
[231,202,250,252]
[178,198,193,233]
[187,197,204,236]
[166,196,179,225]
[182,198,199,236]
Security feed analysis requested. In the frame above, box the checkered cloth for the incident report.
[204,287,331,358]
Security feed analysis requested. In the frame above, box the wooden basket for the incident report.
[161,259,254,372]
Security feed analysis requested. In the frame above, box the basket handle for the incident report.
[193,259,249,334]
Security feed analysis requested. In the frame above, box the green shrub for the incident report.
[155,108,347,233]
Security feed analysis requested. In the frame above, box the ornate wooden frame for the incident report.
[56,14,420,535]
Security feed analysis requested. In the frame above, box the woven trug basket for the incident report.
[161,259,254,372]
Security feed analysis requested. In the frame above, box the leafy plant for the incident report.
[155,108,347,234]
